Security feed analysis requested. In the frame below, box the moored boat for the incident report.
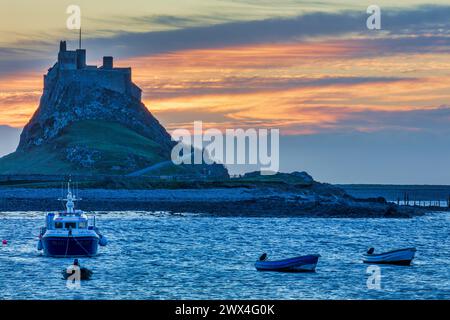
[37,181,107,257]
[255,254,320,272]
[62,267,93,280]
[363,247,416,265]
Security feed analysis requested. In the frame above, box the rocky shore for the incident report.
[0,187,427,218]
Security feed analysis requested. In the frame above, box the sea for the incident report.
[0,211,449,300]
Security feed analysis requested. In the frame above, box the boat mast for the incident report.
[65,178,76,214]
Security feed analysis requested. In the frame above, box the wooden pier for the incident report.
[397,192,450,209]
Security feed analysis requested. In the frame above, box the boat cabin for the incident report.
[43,187,95,231]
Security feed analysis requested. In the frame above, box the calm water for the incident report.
[0,211,449,300]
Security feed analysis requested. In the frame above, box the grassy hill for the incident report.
[0,120,169,175]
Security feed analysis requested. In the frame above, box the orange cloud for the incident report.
[0,71,41,127]
[1,40,449,134]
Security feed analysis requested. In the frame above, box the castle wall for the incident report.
[130,83,142,101]
[58,68,141,100]
[43,64,58,94]
[58,51,77,70]
[76,49,86,69]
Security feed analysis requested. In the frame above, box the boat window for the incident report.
[65,222,77,229]
[79,221,87,229]
[55,222,63,229]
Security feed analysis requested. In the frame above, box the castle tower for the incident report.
[50,40,141,100]
[57,41,86,70]
[102,56,113,69]
[59,41,67,52]
[76,49,86,69]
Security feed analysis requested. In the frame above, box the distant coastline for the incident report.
[0,174,447,217]
[0,186,436,218]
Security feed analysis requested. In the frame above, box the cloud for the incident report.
[339,105,450,133]
[0,93,40,106]
[142,76,416,100]
[86,14,232,31]
[0,40,56,76]
[355,36,450,55]
[81,5,450,59]
[1,4,450,76]
[284,105,450,135]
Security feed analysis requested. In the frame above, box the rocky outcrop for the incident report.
[241,170,315,186]
[18,77,173,153]
[0,187,426,217]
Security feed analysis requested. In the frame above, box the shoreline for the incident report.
[0,187,431,218]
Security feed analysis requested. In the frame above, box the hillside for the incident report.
[0,120,167,175]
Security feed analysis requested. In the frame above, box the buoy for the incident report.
[2,240,7,245]
[99,236,108,246]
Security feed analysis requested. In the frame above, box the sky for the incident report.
[0,0,449,184]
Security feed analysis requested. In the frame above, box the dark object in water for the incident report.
[367,247,375,254]
[62,267,93,280]
[255,254,320,272]
[259,253,268,261]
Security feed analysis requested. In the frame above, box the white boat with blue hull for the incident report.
[37,182,107,257]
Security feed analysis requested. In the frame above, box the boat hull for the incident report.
[41,236,99,257]
[363,248,416,265]
[255,254,320,272]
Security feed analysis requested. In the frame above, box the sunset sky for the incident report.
[0,0,449,183]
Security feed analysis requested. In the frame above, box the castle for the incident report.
[43,41,142,100]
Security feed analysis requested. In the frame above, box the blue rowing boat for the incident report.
[363,247,416,265]
[255,254,320,272]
